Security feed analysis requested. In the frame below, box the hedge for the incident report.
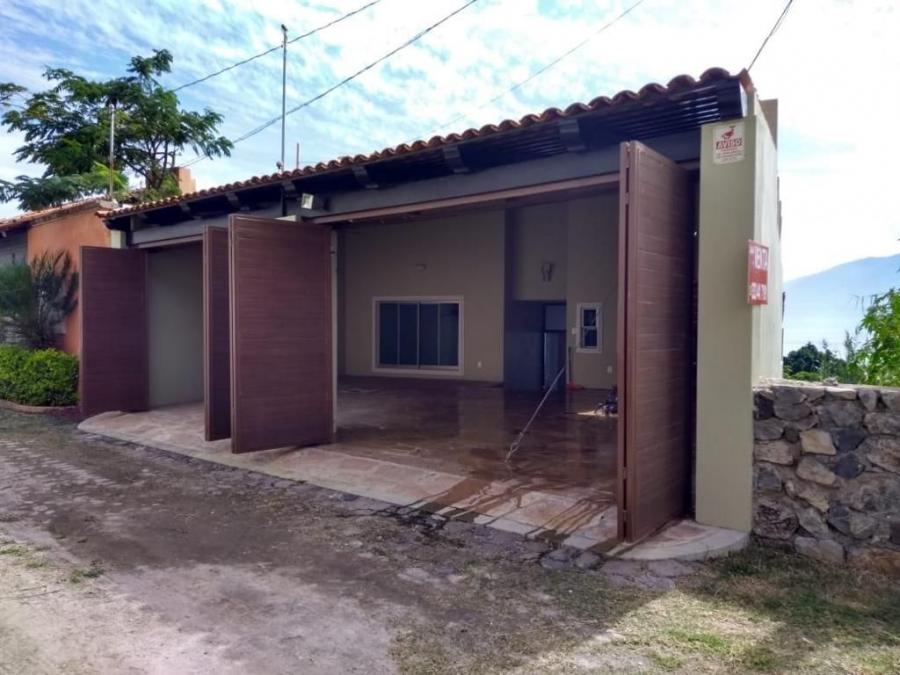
[0,345,79,406]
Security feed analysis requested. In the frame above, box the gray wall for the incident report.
[148,244,204,407]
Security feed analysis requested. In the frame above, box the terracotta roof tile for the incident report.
[106,67,749,220]
[0,198,104,232]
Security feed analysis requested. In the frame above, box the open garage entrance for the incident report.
[80,141,694,546]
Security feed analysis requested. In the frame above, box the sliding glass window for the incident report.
[377,300,460,369]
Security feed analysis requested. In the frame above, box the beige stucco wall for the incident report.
[147,244,204,407]
[566,193,618,390]
[751,107,783,380]
[338,194,618,388]
[695,94,783,533]
[510,202,567,302]
[339,210,506,381]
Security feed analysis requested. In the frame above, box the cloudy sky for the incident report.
[0,0,897,281]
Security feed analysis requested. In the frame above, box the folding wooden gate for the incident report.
[617,141,694,542]
[229,215,333,453]
[203,227,231,441]
[80,247,149,417]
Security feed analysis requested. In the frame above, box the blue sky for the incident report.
[1,0,898,281]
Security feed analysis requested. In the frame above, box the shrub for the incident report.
[0,345,78,406]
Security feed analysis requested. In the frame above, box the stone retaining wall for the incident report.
[753,380,900,575]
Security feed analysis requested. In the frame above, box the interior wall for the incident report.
[565,193,619,390]
[148,244,203,407]
[339,209,506,381]
[509,202,567,302]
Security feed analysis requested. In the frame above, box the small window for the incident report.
[376,300,460,370]
[577,303,602,352]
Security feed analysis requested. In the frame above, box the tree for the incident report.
[846,289,900,387]
[0,50,232,210]
[0,251,79,349]
[783,341,850,382]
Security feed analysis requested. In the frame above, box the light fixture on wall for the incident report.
[414,263,427,272]
[299,193,326,211]
[541,261,554,282]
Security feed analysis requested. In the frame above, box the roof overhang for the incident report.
[105,67,750,231]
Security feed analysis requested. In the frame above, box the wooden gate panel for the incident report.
[617,141,694,542]
[204,227,231,440]
[80,247,148,417]
[229,216,333,453]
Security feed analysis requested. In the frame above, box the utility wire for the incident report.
[183,0,480,167]
[422,0,646,138]
[747,0,795,71]
[171,0,385,92]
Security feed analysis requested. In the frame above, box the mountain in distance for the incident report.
[783,254,900,355]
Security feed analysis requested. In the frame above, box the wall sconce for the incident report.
[541,261,554,282]
[414,263,427,272]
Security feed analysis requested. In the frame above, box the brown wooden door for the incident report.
[229,215,333,453]
[617,141,694,542]
[80,246,149,417]
[204,227,231,440]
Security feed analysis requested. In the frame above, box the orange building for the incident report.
[0,199,111,355]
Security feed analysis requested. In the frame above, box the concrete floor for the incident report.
[80,378,620,548]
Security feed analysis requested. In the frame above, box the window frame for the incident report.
[576,302,602,354]
[372,296,464,376]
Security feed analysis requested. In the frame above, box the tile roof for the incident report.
[0,198,105,232]
[105,67,751,220]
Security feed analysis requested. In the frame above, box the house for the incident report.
[0,199,116,354]
[85,67,782,546]
[0,169,197,354]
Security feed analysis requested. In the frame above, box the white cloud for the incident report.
[1,0,898,279]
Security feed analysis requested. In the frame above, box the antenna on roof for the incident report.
[295,141,300,170]
[280,24,288,171]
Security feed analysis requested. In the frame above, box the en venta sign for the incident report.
[747,240,769,305]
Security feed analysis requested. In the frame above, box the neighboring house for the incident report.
[0,199,112,354]
[85,67,782,545]
[0,170,196,354]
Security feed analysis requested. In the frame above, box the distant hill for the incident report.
[783,254,900,355]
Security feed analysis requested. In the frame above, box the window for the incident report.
[577,303,602,352]
[377,300,460,370]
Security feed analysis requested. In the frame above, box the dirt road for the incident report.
[1,411,897,674]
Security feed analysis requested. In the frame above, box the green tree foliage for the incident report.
[0,250,79,349]
[0,49,232,210]
[846,289,900,387]
[783,341,849,381]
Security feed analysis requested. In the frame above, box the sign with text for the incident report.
[713,122,745,164]
[748,241,769,305]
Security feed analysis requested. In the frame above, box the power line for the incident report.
[184,0,480,167]
[423,0,646,138]
[748,0,795,71]
[171,0,385,92]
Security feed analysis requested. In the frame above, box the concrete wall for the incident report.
[695,94,783,532]
[147,244,203,407]
[339,209,506,382]
[27,210,110,354]
[0,230,27,266]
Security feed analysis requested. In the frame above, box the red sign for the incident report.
[748,241,769,305]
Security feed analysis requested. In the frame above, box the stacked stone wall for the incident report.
[753,381,900,575]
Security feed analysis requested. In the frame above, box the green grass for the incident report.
[69,564,104,584]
